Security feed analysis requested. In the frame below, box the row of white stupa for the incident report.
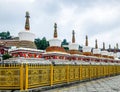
[8,12,119,65]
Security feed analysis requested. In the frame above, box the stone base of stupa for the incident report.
[18,40,36,49]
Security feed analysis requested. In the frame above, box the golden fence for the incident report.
[27,65,51,89]
[0,64,23,90]
[53,65,67,84]
[0,64,120,91]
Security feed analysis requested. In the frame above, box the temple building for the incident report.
[0,44,9,54]
[9,12,43,58]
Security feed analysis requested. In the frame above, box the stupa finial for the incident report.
[54,23,57,38]
[109,44,111,52]
[116,43,119,50]
[25,11,30,30]
[85,35,88,46]
[103,42,105,50]
[95,39,98,49]
[72,30,75,43]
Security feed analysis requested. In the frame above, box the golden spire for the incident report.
[85,35,88,46]
[103,42,105,50]
[116,43,119,50]
[109,44,111,52]
[54,23,57,38]
[25,11,30,31]
[72,30,75,43]
[95,39,98,49]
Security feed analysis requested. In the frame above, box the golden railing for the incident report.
[53,65,67,84]
[69,65,80,82]
[27,64,51,89]
[0,64,120,91]
[0,64,23,90]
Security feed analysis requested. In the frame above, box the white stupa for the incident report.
[82,35,92,56]
[9,12,43,59]
[101,42,108,58]
[18,11,36,49]
[68,30,80,55]
[48,23,62,47]
[46,23,67,54]
[18,11,35,42]
[114,43,120,59]
[43,23,69,61]
[93,39,101,56]
[108,52,114,58]
[49,23,61,47]
[107,45,114,59]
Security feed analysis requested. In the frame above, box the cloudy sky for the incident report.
[0,0,120,49]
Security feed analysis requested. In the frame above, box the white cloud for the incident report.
[0,0,120,49]
[4,0,35,3]
[54,2,120,48]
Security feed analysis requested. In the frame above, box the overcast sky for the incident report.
[0,0,120,49]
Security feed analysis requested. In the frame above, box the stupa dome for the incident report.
[18,31,35,42]
[49,38,62,47]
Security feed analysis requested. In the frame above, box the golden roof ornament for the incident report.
[72,30,75,43]
[54,23,57,38]
[25,11,30,31]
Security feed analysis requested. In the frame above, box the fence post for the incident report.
[80,65,82,81]
[25,64,28,91]
[50,64,53,86]
[89,65,91,80]
[67,65,69,83]
[20,64,23,91]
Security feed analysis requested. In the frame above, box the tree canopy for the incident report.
[61,39,69,51]
[34,37,49,50]
[35,38,70,51]
[61,39,69,45]
[2,54,12,60]
[0,31,12,39]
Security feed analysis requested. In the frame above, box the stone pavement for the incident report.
[43,75,120,92]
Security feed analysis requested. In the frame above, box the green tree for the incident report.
[2,54,12,60]
[40,37,49,50]
[0,31,12,39]
[34,37,49,50]
[34,38,41,49]
[61,39,69,51]
[79,45,82,50]
[62,39,69,45]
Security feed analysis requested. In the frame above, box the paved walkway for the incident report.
[43,75,120,92]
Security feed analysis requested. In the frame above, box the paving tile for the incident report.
[43,75,120,92]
